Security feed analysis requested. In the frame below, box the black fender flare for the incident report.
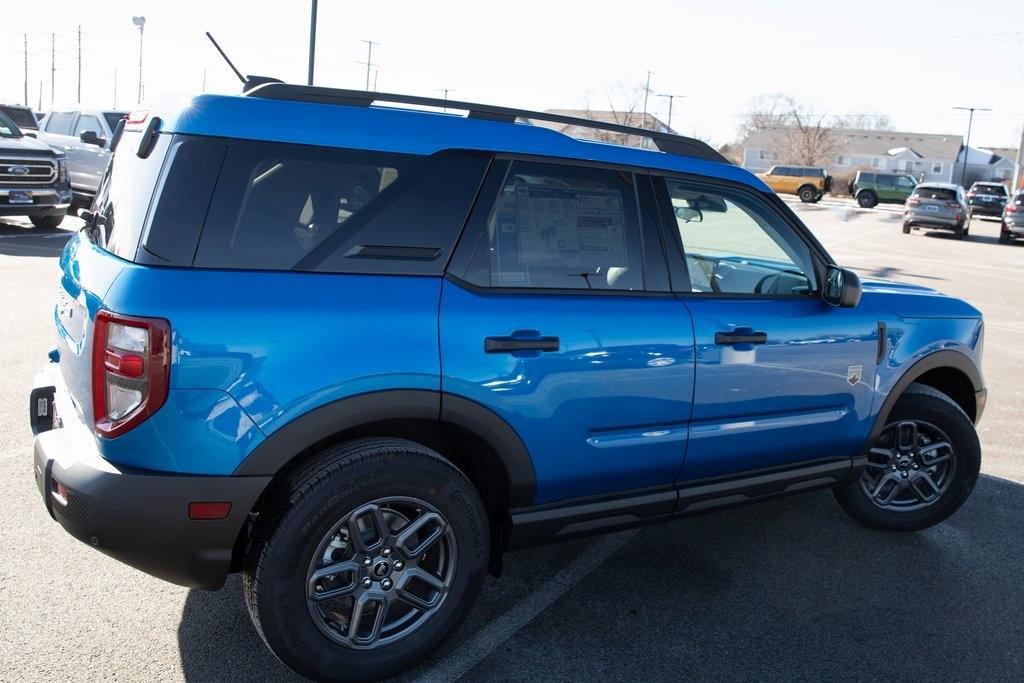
[233,389,537,507]
[864,349,982,448]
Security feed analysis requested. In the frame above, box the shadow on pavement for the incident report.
[0,221,72,258]
[177,474,1024,681]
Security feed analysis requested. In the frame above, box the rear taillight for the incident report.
[907,198,920,207]
[91,310,170,438]
[1007,204,1018,213]
[967,192,976,198]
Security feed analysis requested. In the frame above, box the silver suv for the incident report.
[902,182,971,239]
[37,109,126,209]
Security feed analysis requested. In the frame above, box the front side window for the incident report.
[44,112,74,135]
[897,175,916,188]
[462,161,643,291]
[664,178,816,296]
[878,175,896,188]
[932,162,943,174]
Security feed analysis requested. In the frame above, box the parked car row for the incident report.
[0,101,125,228]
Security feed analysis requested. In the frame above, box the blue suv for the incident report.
[30,85,986,681]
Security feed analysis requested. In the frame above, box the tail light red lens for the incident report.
[1007,204,1018,213]
[907,198,920,207]
[91,310,170,438]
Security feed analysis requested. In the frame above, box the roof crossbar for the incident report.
[243,83,728,164]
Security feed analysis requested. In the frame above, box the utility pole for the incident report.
[38,81,42,112]
[656,93,686,133]
[50,33,55,108]
[77,26,82,104]
[953,106,992,186]
[640,70,653,149]
[202,68,207,93]
[357,39,378,91]
[373,70,379,91]
[132,16,146,104]
[1013,125,1024,191]
[307,0,318,85]
[23,34,28,106]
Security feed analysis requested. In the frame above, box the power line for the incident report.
[357,39,379,91]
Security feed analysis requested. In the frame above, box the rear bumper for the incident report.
[968,203,1003,216]
[905,214,960,230]
[31,366,270,589]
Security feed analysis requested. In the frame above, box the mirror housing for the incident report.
[822,265,861,308]
[80,130,105,147]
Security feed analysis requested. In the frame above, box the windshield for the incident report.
[0,110,23,138]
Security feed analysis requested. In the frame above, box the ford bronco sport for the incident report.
[757,165,832,203]
[849,171,918,208]
[31,86,986,682]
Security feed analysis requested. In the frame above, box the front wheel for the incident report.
[834,384,980,532]
[243,438,490,682]
[798,186,817,203]
[902,222,911,234]
[29,214,64,229]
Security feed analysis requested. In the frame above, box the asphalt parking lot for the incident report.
[1,206,1022,682]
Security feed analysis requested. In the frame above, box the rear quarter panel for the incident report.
[98,266,443,473]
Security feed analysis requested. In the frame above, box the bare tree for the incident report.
[581,81,651,147]
[739,94,837,166]
[833,112,894,131]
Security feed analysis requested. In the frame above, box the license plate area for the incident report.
[9,190,32,204]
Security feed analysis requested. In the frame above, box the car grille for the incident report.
[0,157,57,184]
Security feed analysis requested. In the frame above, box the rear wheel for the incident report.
[954,222,965,239]
[798,185,817,203]
[902,222,911,234]
[29,214,64,229]
[999,229,1011,244]
[243,438,490,682]
[856,191,877,208]
[834,384,980,531]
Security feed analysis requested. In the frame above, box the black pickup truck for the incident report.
[0,108,71,229]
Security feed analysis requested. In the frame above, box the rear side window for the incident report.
[194,140,490,274]
[44,112,75,134]
[459,161,644,291]
[878,175,896,188]
[103,112,127,131]
[914,187,957,201]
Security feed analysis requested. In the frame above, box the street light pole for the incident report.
[656,93,686,133]
[953,106,992,186]
[132,16,146,104]
[307,0,317,85]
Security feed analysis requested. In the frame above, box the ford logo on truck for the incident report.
[7,165,30,175]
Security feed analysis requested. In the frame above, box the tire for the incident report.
[243,438,490,682]
[834,384,980,532]
[954,222,965,239]
[999,230,1010,244]
[798,185,816,203]
[29,214,64,229]
[902,222,911,234]
[856,191,877,208]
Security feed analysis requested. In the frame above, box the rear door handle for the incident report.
[484,336,560,353]
[714,330,767,345]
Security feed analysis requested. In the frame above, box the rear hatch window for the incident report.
[913,187,957,201]
[973,184,1007,196]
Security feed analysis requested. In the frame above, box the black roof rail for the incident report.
[243,83,729,164]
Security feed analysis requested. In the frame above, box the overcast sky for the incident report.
[2,0,1022,148]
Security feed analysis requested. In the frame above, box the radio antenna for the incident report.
[205,32,245,85]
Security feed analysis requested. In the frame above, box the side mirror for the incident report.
[24,131,37,138]
[80,130,105,147]
[822,265,861,308]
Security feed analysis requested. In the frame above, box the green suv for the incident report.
[848,171,917,208]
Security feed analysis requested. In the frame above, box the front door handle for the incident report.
[484,336,560,353]
[714,330,767,345]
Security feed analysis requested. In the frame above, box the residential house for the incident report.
[740,128,963,183]
[953,145,1018,186]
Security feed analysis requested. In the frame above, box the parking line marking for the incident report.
[413,529,638,682]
